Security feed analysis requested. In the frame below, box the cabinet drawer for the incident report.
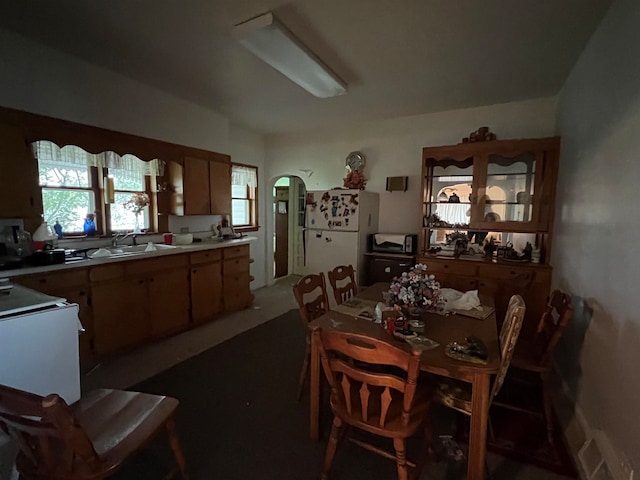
[90,264,125,283]
[223,244,249,260]
[190,249,222,265]
[15,268,88,290]
[126,254,188,276]
[422,259,478,276]
[478,264,549,284]
[223,258,250,276]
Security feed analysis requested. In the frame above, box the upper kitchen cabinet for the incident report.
[164,153,231,216]
[0,123,43,231]
[421,136,560,260]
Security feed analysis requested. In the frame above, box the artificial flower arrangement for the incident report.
[384,263,445,314]
[123,192,150,215]
[343,169,367,190]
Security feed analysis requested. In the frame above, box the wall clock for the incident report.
[345,151,366,171]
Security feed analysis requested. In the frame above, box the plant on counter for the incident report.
[384,263,445,313]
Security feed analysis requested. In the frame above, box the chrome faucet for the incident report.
[112,232,137,247]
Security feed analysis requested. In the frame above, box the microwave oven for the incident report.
[369,233,418,255]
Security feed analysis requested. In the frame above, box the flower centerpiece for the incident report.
[123,192,150,233]
[384,263,445,315]
[343,169,367,190]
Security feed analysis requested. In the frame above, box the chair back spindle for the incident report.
[328,265,358,306]
[293,273,330,326]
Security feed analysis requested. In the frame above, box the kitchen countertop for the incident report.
[0,236,257,278]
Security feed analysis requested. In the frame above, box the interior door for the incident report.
[274,186,289,278]
[292,178,306,275]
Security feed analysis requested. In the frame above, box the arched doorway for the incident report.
[273,176,306,279]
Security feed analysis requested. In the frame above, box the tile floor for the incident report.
[81,275,584,480]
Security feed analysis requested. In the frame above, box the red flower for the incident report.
[343,169,367,190]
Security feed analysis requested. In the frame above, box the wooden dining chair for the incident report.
[0,385,188,480]
[313,327,432,480]
[327,264,358,306]
[292,273,330,400]
[432,295,526,472]
[495,290,574,444]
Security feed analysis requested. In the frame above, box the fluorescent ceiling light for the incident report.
[233,12,347,98]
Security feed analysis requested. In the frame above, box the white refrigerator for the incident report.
[304,189,379,298]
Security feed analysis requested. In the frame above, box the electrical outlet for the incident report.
[620,454,634,480]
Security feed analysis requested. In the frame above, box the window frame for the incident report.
[231,162,259,233]
[37,148,157,236]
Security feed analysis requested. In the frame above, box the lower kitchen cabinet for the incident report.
[190,250,223,323]
[12,242,253,358]
[223,245,252,311]
[92,276,149,356]
[91,254,191,355]
[149,268,190,337]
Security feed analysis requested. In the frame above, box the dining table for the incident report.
[308,282,501,480]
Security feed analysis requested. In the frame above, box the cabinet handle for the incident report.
[79,291,86,296]
[139,279,145,284]
[399,263,409,267]
[149,278,154,283]
[39,278,47,284]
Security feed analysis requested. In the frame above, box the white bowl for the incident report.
[173,233,193,245]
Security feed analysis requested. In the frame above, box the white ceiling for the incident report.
[0,0,612,135]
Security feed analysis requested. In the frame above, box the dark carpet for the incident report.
[110,309,575,480]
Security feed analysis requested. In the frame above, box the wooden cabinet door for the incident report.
[190,262,223,322]
[223,256,251,311]
[209,160,231,215]
[0,123,43,229]
[183,156,211,215]
[148,268,190,337]
[92,278,149,355]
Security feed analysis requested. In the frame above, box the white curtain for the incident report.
[231,165,257,188]
[32,141,161,176]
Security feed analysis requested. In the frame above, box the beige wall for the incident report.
[555,0,640,470]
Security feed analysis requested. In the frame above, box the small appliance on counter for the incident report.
[369,233,418,255]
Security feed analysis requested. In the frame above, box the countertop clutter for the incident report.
[1,236,256,278]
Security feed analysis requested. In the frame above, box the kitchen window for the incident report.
[33,141,160,235]
[231,163,258,231]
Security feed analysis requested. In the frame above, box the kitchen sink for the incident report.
[110,243,177,254]
[88,243,177,259]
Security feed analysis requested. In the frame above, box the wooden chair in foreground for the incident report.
[327,264,358,306]
[292,273,330,401]
[432,295,526,475]
[495,290,574,445]
[313,327,432,480]
[0,385,188,480]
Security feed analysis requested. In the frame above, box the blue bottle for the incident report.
[83,214,96,237]
[53,220,63,239]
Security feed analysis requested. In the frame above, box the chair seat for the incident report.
[71,389,180,475]
[331,384,431,438]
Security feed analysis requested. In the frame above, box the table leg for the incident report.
[310,333,320,441]
[468,372,490,480]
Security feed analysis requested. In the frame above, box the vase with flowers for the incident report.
[123,192,150,233]
[384,264,445,318]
